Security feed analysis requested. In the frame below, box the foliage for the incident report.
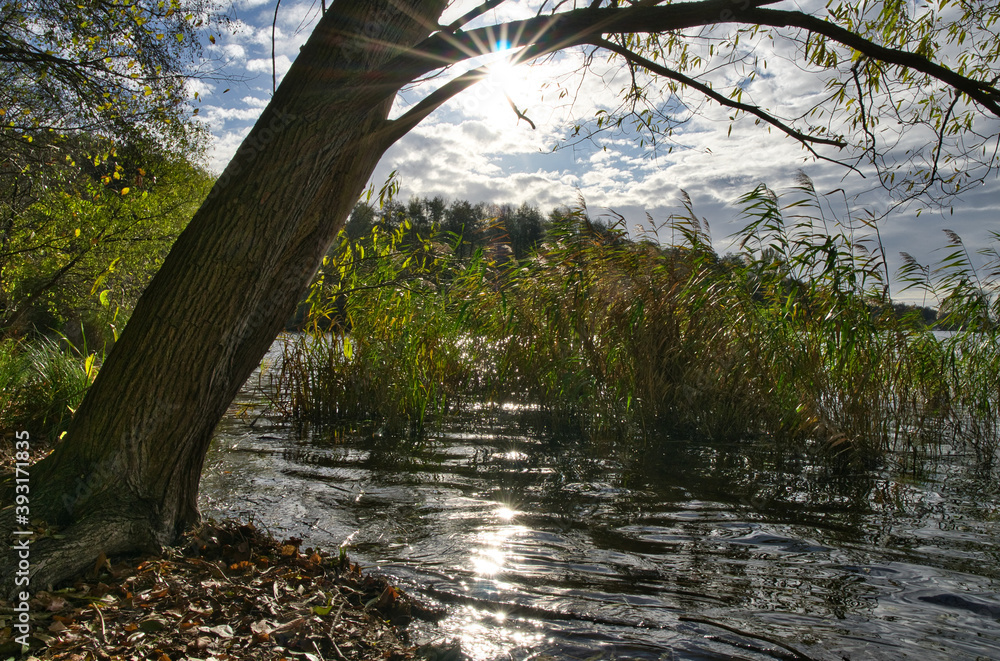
[277,220,481,437]
[277,180,999,470]
[0,0,219,343]
[581,0,1000,209]
[0,0,219,144]
[0,142,214,343]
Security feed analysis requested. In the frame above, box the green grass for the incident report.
[1,336,98,444]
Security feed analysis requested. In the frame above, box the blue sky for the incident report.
[192,0,1000,305]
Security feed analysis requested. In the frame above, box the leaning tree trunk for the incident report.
[1,0,448,593]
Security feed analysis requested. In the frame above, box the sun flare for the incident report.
[485,49,519,92]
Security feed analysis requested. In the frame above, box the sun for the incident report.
[477,41,535,125]
[484,40,520,90]
[486,53,519,91]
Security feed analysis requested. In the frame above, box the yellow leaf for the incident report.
[120,187,130,195]
[74,228,80,237]
[208,34,216,44]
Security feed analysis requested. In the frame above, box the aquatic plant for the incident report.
[274,183,999,469]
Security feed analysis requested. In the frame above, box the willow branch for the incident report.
[381,0,998,121]
[383,0,785,91]
[384,43,551,145]
[592,37,847,150]
[741,6,1000,117]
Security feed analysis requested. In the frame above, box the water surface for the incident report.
[202,359,1000,660]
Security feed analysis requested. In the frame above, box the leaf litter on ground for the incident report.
[0,520,463,661]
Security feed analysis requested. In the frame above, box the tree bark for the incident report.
[1,0,448,593]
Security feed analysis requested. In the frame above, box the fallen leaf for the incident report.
[250,619,272,635]
[138,617,168,633]
[205,623,234,638]
[45,596,69,611]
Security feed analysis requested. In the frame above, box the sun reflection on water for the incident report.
[452,503,547,659]
[449,606,548,661]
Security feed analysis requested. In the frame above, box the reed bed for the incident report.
[273,182,1000,469]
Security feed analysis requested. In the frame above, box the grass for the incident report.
[0,334,98,445]
[263,181,1000,470]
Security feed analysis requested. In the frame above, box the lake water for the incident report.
[200,343,1000,660]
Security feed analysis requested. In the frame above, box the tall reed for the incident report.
[275,182,999,469]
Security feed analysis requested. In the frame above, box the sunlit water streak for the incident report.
[202,345,1000,660]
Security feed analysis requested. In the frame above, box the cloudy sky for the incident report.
[192,0,999,304]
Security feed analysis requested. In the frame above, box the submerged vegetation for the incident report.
[275,178,999,470]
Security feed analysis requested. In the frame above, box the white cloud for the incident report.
[241,95,270,109]
[247,55,291,76]
[208,126,252,173]
[222,43,248,61]
[204,106,263,125]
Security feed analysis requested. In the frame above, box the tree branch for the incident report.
[378,0,998,123]
[740,6,1000,117]
[346,0,997,180]
[381,0,786,93]
[384,41,550,144]
[591,37,847,150]
[442,0,508,33]
[272,0,282,94]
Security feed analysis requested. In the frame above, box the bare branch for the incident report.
[387,0,786,91]
[926,90,961,191]
[851,59,877,163]
[272,0,282,94]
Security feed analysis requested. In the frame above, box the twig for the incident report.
[328,635,349,661]
[272,0,282,93]
[92,604,106,645]
[505,92,536,129]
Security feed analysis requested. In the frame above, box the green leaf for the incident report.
[312,596,335,616]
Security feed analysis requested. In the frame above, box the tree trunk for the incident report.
[1,0,448,593]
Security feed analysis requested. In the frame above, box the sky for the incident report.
[191,0,1000,305]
